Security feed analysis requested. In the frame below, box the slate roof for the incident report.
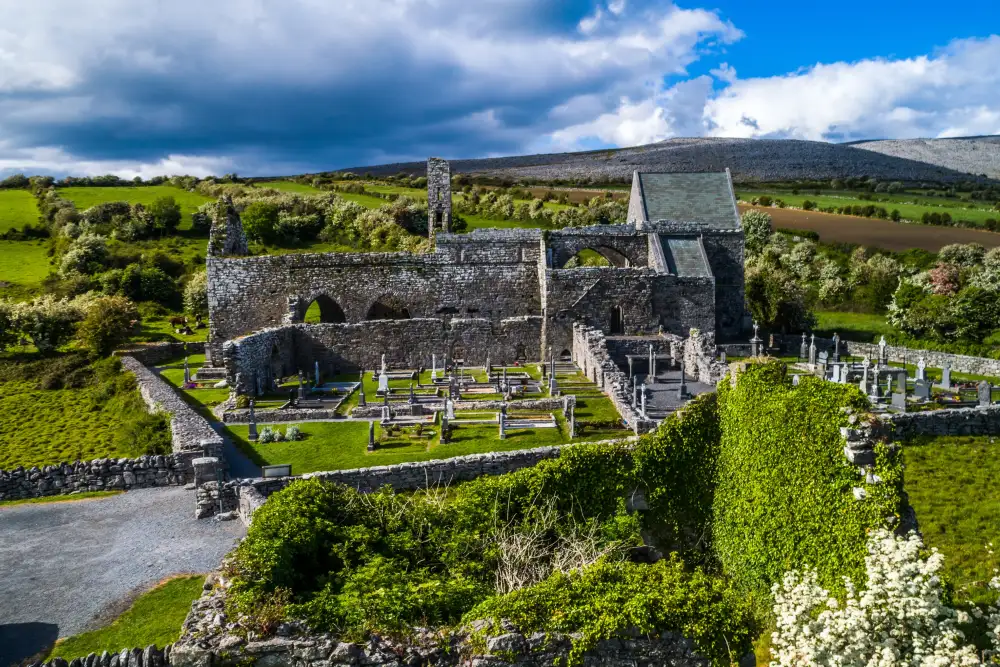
[636,172,739,228]
[661,237,712,277]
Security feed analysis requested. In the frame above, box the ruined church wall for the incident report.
[545,268,715,354]
[701,231,746,336]
[546,226,649,268]
[207,238,542,364]
[224,318,545,385]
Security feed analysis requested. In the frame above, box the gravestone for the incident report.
[878,336,888,365]
[446,398,455,420]
[367,420,376,452]
[297,371,305,400]
[830,365,840,383]
[940,363,951,390]
[640,383,647,419]
[431,353,438,381]
[408,382,415,404]
[719,350,727,363]
[440,415,450,444]
[567,404,575,439]
[378,370,389,394]
[678,358,688,398]
[381,404,391,423]
[832,332,840,362]
[792,374,800,386]
[314,361,320,387]
[978,381,992,407]
[800,332,808,360]
[499,412,506,440]
[750,321,762,357]
[647,344,656,384]
[183,356,191,384]
[916,357,926,382]
[248,400,258,441]
[913,379,931,400]
[894,370,906,395]
[808,333,817,365]
[891,392,907,412]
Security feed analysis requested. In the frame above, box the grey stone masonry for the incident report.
[572,324,655,434]
[882,405,1000,440]
[427,156,452,236]
[171,579,711,667]
[120,357,224,458]
[115,341,206,366]
[28,644,172,667]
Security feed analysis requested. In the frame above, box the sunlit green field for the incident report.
[59,185,213,231]
[737,189,1000,226]
[0,189,40,233]
[255,180,326,194]
[0,240,53,298]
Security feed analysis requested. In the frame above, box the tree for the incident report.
[148,196,182,235]
[0,173,29,189]
[741,210,773,257]
[744,265,815,333]
[77,296,139,356]
[0,299,18,351]
[11,295,87,355]
[240,201,280,242]
[59,233,109,277]
[184,271,208,320]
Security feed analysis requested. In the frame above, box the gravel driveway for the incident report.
[0,488,245,666]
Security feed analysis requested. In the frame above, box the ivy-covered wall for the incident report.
[712,361,904,595]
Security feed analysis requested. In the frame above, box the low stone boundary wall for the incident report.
[116,341,206,366]
[29,644,172,667]
[171,582,710,667]
[573,324,656,434]
[197,446,567,519]
[120,357,224,457]
[883,405,1000,439]
[221,408,342,424]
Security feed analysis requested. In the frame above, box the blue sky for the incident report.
[0,0,997,178]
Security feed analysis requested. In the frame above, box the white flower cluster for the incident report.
[771,529,1000,666]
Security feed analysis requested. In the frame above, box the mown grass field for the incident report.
[736,189,1000,226]
[58,186,213,231]
[46,575,205,660]
[255,180,326,194]
[0,379,147,469]
[0,189,40,233]
[0,490,121,508]
[903,435,1000,605]
[0,240,53,298]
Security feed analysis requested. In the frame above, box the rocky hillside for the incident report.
[850,136,1000,180]
[342,137,998,184]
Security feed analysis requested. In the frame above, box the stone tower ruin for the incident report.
[427,157,451,239]
[208,195,249,257]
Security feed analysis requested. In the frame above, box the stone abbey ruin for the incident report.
[202,159,747,395]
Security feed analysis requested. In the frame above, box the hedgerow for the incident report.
[712,361,904,596]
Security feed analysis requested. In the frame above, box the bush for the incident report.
[114,411,172,457]
[258,427,276,443]
[241,202,281,242]
[76,295,139,356]
[183,271,208,320]
[741,210,772,257]
[285,425,301,441]
[11,295,88,355]
[148,196,182,235]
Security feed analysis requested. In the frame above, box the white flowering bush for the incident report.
[258,427,276,443]
[771,529,999,666]
[285,425,301,441]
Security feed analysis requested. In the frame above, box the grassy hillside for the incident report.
[59,186,213,231]
[0,240,53,299]
[0,189,40,233]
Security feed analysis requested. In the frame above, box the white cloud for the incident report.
[704,35,1000,140]
[0,142,233,179]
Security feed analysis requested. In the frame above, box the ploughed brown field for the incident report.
[740,205,1000,253]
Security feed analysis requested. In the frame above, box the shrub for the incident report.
[183,271,208,320]
[11,295,88,355]
[741,210,773,257]
[76,295,139,356]
[60,233,109,277]
[258,427,276,443]
[285,425,301,441]
[241,202,281,242]
[114,411,172,457]
[148,196,182,235]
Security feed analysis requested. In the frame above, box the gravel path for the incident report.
[0,488,245,665]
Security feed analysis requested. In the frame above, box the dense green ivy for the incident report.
[712,360,904,596]
[465,557,752,666]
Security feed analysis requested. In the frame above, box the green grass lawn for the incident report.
[131,314,208,344]
[0,189,40,233]
[58,186,213,231]
[903,435,1000,605]
[255,180,326,194]
[737,189,1000,227]
[0,240,53,298]
[0,490,121,508]
[46,575,205,659]
[0,379,153,469]
[156,354,230,409]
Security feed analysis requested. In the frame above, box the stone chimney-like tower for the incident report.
[208,195,249,257]
[427,157,451,240]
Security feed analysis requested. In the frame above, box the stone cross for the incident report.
[358,381,366,407]
[632,381,639,407]
[648,344,655,384]
[978,381,992,407]
[499,411,506,440]
[750,323,762,357]
[878,336,888,365]
[627,356,634,379]
[408,382,415,404]
[678,357,688,398]
[549,374,558,397]
[568,404,575,439]
[940,363,951,390]
[248,399,258,441]
[859,358,870,394]
[916,357,926,382]
[640,383,647,419]
[446,398,455,420]
[549,347,555,382]
[367,420,376,451]
[832,332,840,362]
[753,320,759,340]
[486,355,491,375]
[314,361,320,387]
[183,356,191,384]
[432,354,438,381]
[297,371,305,399]
[800,332,808,360]
[383,387,390,406]
[381,353,387,374]
[808,334,817,365]
[440,415,450,443]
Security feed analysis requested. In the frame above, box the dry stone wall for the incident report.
[115,341,206,366]
[883,405,1000,439]
[172,580,711,667]
[28,644,172,667]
